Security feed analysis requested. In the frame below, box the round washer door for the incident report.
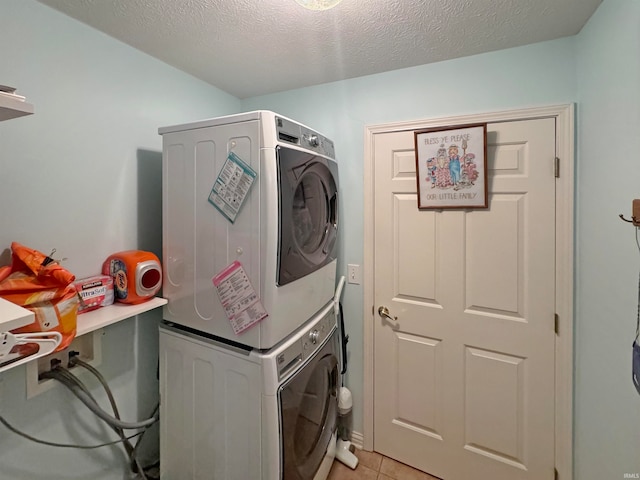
[277,146,338,286]
[279,333,339,480]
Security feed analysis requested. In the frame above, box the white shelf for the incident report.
[0,297,166,373]
[0,295,166,336]
[0,297,35,331]
[0,94,34,121]
[76,297,167,336]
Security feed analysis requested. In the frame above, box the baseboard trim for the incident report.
[350,431,364,450]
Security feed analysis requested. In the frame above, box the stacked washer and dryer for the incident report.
[158,111,341,479]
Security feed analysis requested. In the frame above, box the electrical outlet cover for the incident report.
[26,329,103,398]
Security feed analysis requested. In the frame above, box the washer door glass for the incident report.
[278,146,338,286]
[279,349,338,480]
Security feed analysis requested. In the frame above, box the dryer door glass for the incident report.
[277,146,338,286]
[293,171,328,254]
[279,346,338,480]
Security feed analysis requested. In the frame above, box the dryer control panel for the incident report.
[275,116,335,159]
[275,309,336,381]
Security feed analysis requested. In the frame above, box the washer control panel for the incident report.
[276,309,336,381]
[275,116,335,159]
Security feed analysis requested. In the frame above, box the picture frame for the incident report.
[414,123,488,209]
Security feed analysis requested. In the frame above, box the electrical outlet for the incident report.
[26,329,103,398]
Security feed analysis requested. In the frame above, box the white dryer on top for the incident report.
[160,111,339,349]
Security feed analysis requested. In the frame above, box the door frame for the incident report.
[363,104,574,479]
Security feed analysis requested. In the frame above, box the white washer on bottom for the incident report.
[159,301,339,479]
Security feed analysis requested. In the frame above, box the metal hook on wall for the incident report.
[620,200,640,226]
[619,214,639,225]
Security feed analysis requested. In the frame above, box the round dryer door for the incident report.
[279,336,339,480]
[277,146,339,286]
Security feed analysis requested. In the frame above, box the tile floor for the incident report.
[327,449,441,480]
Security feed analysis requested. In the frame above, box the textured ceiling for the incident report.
[37,0,602,99]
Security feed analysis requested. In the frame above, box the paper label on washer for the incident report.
[212,261,268,334]
[208,152,257,224]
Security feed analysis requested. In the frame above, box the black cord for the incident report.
[339,301,349,378]
[635,228,640,342]
[129,404,160,480]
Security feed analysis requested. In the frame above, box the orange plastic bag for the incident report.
[0,242,78,352]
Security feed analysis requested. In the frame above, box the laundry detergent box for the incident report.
[74,275,114,314]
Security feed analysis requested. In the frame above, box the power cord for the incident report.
[40,362,159,479]
[0,415,143,449]
[0,357,160,480]
[69,354,156,479]
[39,369,157,429]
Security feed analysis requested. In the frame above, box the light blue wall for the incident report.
[574,1,640,479]
[242,36,578,443]
[243,0,640,480]
[2,0,638,478]
[242,1,640,477]
[0,1,240,478]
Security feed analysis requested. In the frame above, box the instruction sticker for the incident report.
[212,261,268,335]
[208,152,257,223]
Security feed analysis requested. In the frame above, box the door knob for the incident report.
[378,306,397,322]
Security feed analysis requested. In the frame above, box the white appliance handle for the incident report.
[334,276,346,316]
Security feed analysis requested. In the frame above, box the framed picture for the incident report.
[414,123,488,209]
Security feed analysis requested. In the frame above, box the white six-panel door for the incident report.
[373,118,556,480]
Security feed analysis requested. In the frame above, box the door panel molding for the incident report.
[363,104,574,479]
